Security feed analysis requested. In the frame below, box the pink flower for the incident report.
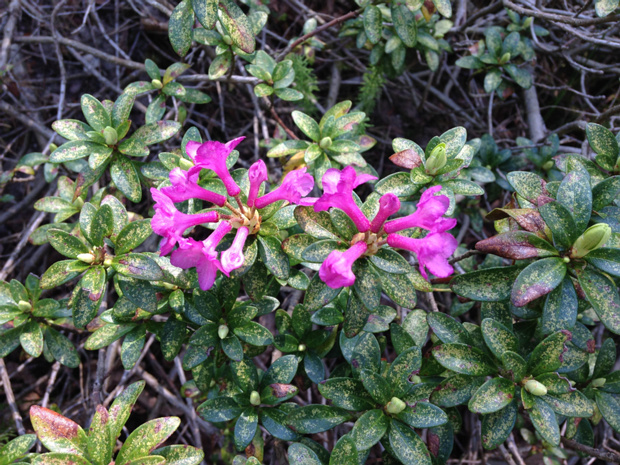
[370,193,401,233]
[221,226,249,274]
[151,189,220,255]
[161,168,227,206]
[186,137,245,197]
[387,232,458,280]
[170,221,233,290]
[254,167,315,209]
[319,241,368,289]
[384,185,456,234]
[314,167,377,232]
[247,160,268,207]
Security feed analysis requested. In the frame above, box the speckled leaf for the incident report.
[388,419,432,465]
[287,405,351,434]
[234,321,273,346]
[542,277,578,334]
[585,248,620,277]
[363,5,383,44]
[506,171,545,204]
[427,313,472,345]
[257,235,289,280]
[481,401,517,450]
[31,453,91,464]
[481,318,518,358]
[595,0,620,17]
[557,168,591,233]
[192,0,217,28]
[85,324,135,350]
[330,434,358,464]
[87,405,112,465]
[391,4,416,47]
[263,354,298,385]
[594,338,616,379]
[390,323,416,355]
[578,266,620,335]
[52,119,91,141]
[376,267,420,308]
[116,417,180,465]
[303,273,340,311]
[432,343,496,376]
[398,402,447,428]
[121,326,146,370]
[592,176,620,210]
[370,248,410,274]
[351,410,388,451]
[475,231,557,260]
[114,220,152,255]
[292,111,320,141]
[529,397,560,445]
[218,0,255,53]
[318,377,375,410]
[112,253,164,281]
[45,327,80,368]
[301,239,340,263]
[527,330,571,376]
[234,409,259,451]
[468,377,515,414]
[364,305,397,333]
[431,374,485,407]
[402,310,430,347]
[151,444,204,465]
[30,406,87,454]
[542,391,593,417]
[294,206,340,240]
[287,443,322,465]
[134,121,181,145]
[124,457,165,465]
[119,277,157,313]
[0,434,36,464]
[111,154,141,203]
[81,94,110,131]
[72,266,106,328]
[168,0,193,56]
[501,351,527,382]
[19,320,43,357]
[596,391,620,431]
[432,0,452,17]
[511,258,566,307]
[360,369,391,404]
[353,259,380,310]
[375,172,420,197]
[450,266,524,302]
[539,201,578,250]
[329,209,357,240]
[160,318,186,360]
[352,332,381,374]
[587,123,619,169]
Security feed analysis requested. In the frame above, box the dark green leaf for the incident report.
[468,378,515,414]
[287,405,351,434]
[432,343,496,376]
[578,266,620,335]
[218,0,255,53]
[481,401,518,450]
[450,266,524,302]
[511,257,566,307]
[388,419,431,465]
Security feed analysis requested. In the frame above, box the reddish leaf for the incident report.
[389,149,423,169]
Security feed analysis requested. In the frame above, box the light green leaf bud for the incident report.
[103,126,118,146]
[525,379,548,396]
[77,253,95,264]
[385,397,407,415]
[297,344,306,352]
[592,378,606,388]
[151,79,163,89]
[218,324,229,340]
[319,137,332,150]
[250,390,261,406]
[425,144,447,175]
[571,224,612,258]
[500,52,511,63]
[18,300,32,312]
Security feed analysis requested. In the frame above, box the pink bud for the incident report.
[247,160,268,207]
[370,193,401,233]
[319,241,367,289]
[221,226,249,273]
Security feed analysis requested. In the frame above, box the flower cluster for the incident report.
[151,137,314,290]
[314,167,457,288]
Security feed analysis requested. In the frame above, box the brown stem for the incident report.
[561,437,620,463]
[448,249,482,265]
[268,104,299,140]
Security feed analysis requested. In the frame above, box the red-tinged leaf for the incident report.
[30,406,87,454]
[475,231,558,259]
[389,149,423,169]
[485,208,548,235]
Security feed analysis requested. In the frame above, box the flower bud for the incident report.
[500,52,511,63]
[319,137,332,149]
[223,35,233,45]
[571,224,612,258]
[525,379,548,396]
[385,397,407,415]
[410,375,422,385]
[249,390,261,406]
[18,300,32,312]
[425,145,447,175]
[218,324,229,340]
[297,344,306,352]
[542,160,554,170]
[77,253,95,264]
[151,79,163,89]
[592,378,606,388]
[103,126,118,146]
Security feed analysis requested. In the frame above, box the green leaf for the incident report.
[84,324,135,350]
[592,176,620,210]
[107,381,145,445]
[47,229,89,259]
[112,93,135,128]
[363,5,383,45]
[45,327,80,368]
[209,52,232,79]
[585,248,620,277]
[258,235,290,280]
[511,257,566,307]
[527,330,571,376]
[542,277,578,334]
[506,171,545,204]
[318,378,375,411]
[133,121,181,145]
[481,318,518,359]
[431,374,485,407]
[115,220,153,254]
[87,405,112,465]
[262,354,299,385]
[111,154,142,203]
[501,351,527,383]
[72,266,106,328]
[351,332,381,374]
[161,318,186,360]
[397,402,448,428]
[292,111,321,141]
[391,4,417,47]
[286,405,351,434]
[169,0,194,56]
[360,369,391,404]
[593,338,616,379]
[539,201,579,250]
[450,265,524,302]
[432,343,496,376]
[32,453,91,465]
[375,172,420,197]
[81,94,110,131]
[351,410,388,452]
[234,409,259,450]
[481,401,518,450]
[30,405,87,454]
[287,443,322,465]
[275,87,303,101]
[50,141,109,163]
[218,0,255,53]
[427,312,471,345]
[303,273,340,311]
[557,167,592,232]
[0,434,36,464]
[234,321,273,346]
[468,378,515,414]
[294,206,340,240]
[596,391,620,431]
[91,204,114,247]
[388,419,432,465]
[119,278,157,313]
[151,444,204,465]
[504,64,532,89]
[370,248,410,274]
[542,391,593,417]
[52,119,91,141]
[116,417,180,465]
[118,138,149,157]
[121,326,146,370]
[111,254,164,281]
[529,397,560,445]
[329,434,358,465]
[578,266,620,335]
[432,0,452,17]
[586,123,619,169]
[353,259,381,310]
[375,268,421,308]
